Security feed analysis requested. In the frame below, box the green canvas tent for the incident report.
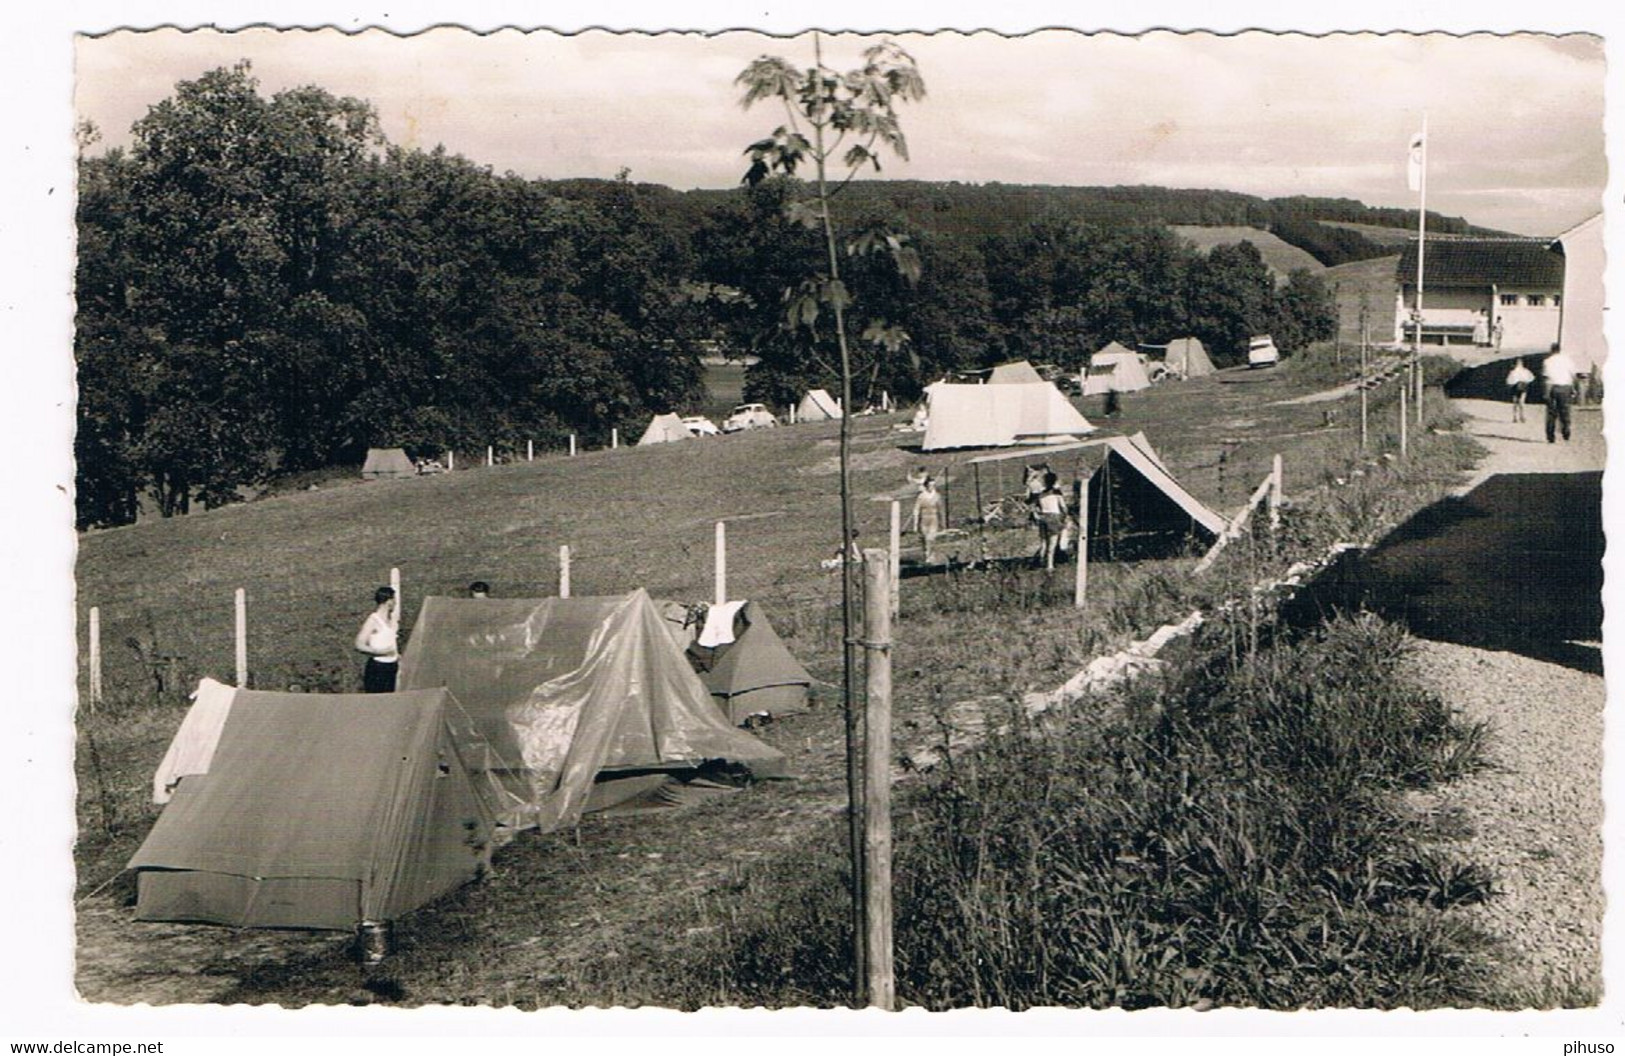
[398,589,786,832]
[638,413,693,445]
[128,687,502,931]
[685,602,813,725]
[1162,337,1216,378]
[362,447,416,479]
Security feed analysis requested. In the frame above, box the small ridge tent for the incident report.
[796,389,843,421]
[988,360,1046,385]
[638,413,693,445]
[922,381,1095,451]
[1162,337,1216,378]
[129,687,503,931]
[1083,343,1153,395]
[361,447,416,479]
[684,601,813,724]
[398,590,785,832]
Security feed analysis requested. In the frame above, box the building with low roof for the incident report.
[1394,237,1566,353]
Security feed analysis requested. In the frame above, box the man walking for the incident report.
[1542,347,1578,444]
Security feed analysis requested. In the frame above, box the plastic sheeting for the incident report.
[399,589,786,832]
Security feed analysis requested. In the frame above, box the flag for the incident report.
[1406,131,1425,192]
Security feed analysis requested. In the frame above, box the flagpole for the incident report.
[1413,113,1428,423]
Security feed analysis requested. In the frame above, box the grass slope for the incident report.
[74,354,1483,1006]
[1169,225,1325,281]
[1323,254,1402,348]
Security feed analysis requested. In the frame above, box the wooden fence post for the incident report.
[88,606,102,713]
[1074,473,1090,608]
[569,434,577,457]
[447,450,455,471]
[486,445,494,467]
[612,427,619,450]
[234,587,248,687]
[527,440,534,462]
[1400,372,1409,457]
[714,521,727,605]
[559,545,571,599]
[1269,453,1283,532]
[889,499,901,619]
[861,549,895,1010]
[390,567,402,631]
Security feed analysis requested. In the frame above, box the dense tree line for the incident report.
[75,64,1339,529]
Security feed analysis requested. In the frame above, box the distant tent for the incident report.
[967,432,1227,560]
[638,413,693,445]
[988,360,1046,385]
[362,447,416,479]
[1163,337,1216,378]
[922,381,1096,451]
[1083,343,1152,395]
[685,602,813,725]
[796,389,843,421]
[398,590,786,832]
[129,687,503,931]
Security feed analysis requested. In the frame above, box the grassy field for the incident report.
[1168,225,1325,282]
[1323,254,1403,349]
[73,350,1494,1007]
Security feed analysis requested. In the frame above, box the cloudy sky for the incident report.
[76,27,1604,236]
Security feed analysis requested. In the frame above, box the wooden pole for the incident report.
[1269,453,1283,532]
[861,549,895,1010]
[1074,473,1090,608]
[527,439,534,462]
[389,568,402,633]
[888,500,901,619]
[569,434,577,457]
[714,521,727,605]
[1360,324,1369,451]
[1399,372,1409,457]
[88,605,102,713]
[447,450,455,471]
[486,445,494,467]
[234,587,248,687]
[612,427,619,450]
[559,545,571,599]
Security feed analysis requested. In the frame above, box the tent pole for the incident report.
[861,550,896,1010]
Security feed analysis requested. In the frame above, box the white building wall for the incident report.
[1557,215,1605,370]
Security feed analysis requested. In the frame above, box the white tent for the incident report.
[796,389,843,421]
[1162,337,1216,379]
[1083,342,1153,396]
[361,447,416,479]
[638,413,693,445]
[988,360,1046,385]
[922,381,1095,451]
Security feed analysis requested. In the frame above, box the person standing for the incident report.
[1473,309,1489,347]
[1035,471,1067,571]
[1505,358,1535,423]
[910,476,943,563]
[1492,316,1505,352]
[354,586,400,692]
[1542,347,1578,443]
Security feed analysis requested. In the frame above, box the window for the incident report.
[1526,294,1546,307]
[1500,293,1519,306]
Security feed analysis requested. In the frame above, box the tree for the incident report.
[1270,268,1339,355]
[736,37,925,1003]
[1185,241,1275,367]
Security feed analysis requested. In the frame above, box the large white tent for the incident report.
[921,381,1095,451]
[638,413,693,445]
[1083,343,1153,396]
[988,360,1046,385]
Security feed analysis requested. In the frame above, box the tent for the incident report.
[988,360,1046,385]
[361,447,416,479]
[1083,343,1152,395]
[796,389,843,421]
[398,590,786,832]
[684,602,813,725]
[1162,337,1216,379]
[922,381,1095,451]
[129,687,503,931]
[966,432,1227,559]
[638,413,693,445]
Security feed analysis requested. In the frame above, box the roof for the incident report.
[922,381,1095,451]
[1396,238,1565,289]
[988,360,1046,385]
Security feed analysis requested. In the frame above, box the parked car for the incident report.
[681,415,720,437]
[722,403,779,432]
[1247,335,1281,368]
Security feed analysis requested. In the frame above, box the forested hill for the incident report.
[683,181,1510,267]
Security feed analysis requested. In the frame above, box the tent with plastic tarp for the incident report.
[398,590,786,832]
[1083,343,1152,395]
[362,447,416,479]
[128,686,503,931]
[638,413,693,445]
[922,380,1095,451]
[683,601,813,725]
[796,388,843,421]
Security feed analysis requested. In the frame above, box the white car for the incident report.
[681,415,720,437]
[1247,335,1281,368]
[722,403,779,432]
